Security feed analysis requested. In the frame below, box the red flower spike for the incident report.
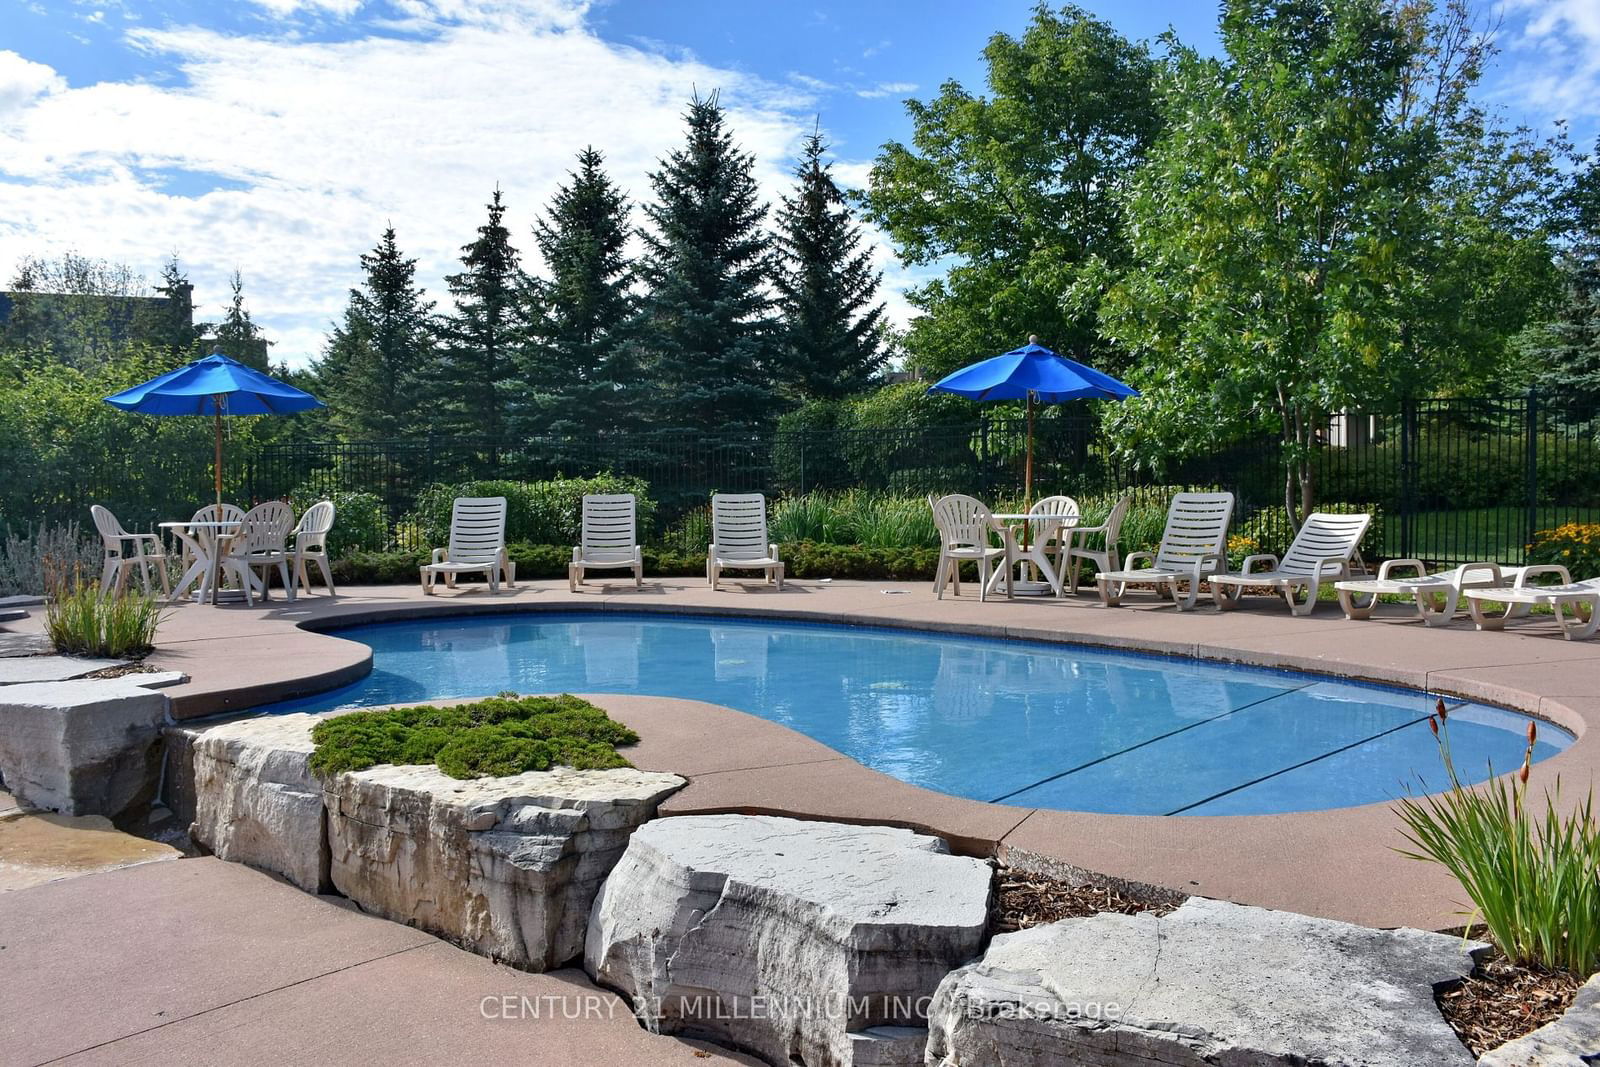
[1429,717,1440,736]
[1436,697,1447,721]
[1527,721,1538,746]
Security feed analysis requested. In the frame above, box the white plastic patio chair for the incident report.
[989,494,1078,597]
[224,501,297,605]
[931,494,1016,602]
[1063,494,1130,596]
[1463,568,1600,640]
[1209,512,1372,616]
[421,496,514,595]
[707,493,784,590]
[1334,560,1549,627]
[290,500,337,597]
[89,505,170,596]
[1096,492,1234,611]
[571,493,642,591]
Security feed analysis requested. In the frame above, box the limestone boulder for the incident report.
[584,814,992,1067]
[326,762,683,971]
[926,895,1482,1067]
[1480,972,1600,1067]
[187,713,332,893]
[0,675,177,818]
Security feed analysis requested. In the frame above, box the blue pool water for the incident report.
[258,613,1572,816]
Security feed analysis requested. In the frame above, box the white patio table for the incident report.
[988,512,1080,596]
[161,519,247,605]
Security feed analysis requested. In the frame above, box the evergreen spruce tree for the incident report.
[435,189,529,451]
[636,92,778,430]
[318,227,436,439]
[774,130,888,399]
[211,271,272,370]
[1531,144,1600,422]
[524,147,636,434]
[149,255,199,360]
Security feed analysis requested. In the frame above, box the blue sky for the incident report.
[1,0,1594,367]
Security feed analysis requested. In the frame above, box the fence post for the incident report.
[799,434,806,496]
[1525,388,1539,563]
[1398,399,1414,561]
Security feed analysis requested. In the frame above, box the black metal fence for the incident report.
[236,392,1599,565]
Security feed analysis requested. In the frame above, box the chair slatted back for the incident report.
[1028,495,1079,545]
[1101,495,1132,545]
[931,494,996,551]
[190,503,245,554]
[581,494,637,562]
[238,501,295,554]
[1151,493,1235,571]
[711,494,772,562]
[89,505,126,547]
[293,501,336,554]
[1279,512,1371,576]
[448,497,507,565]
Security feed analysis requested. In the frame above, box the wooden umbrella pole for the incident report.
[213,398,224,508]
[1022,391,1035,554]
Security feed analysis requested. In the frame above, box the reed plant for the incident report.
[1396,699,1600,975]
[42,561,164,658]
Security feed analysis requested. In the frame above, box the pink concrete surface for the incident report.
[0,857,754,1066]
[6,577,1598,929]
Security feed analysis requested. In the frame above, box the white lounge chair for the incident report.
[989,494,1078,597]
[1463,568,1600,640]
[225,501,297,604]
[421,496,515,595]
[1062,494,1130,596]
[931,494,1016,601]
[1096,492,1234,610]
[1334,560,1548,626]
[1209,512,1372,616]
[570,493,642,591]
[708,493,784,590]
[291,500,336,597]
[89,505,171,596]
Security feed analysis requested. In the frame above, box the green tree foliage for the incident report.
[1099,0,1561,528]
[1,253,159,366]
[209,271,273,370]
[522,147,637,433]
[861,3,1159,379]
[317,226,436,439]
[636,92,778,430]
[773,130,888,399]
[1526,141,1600,422]
[148,255,200,358]
[433,189,531,451]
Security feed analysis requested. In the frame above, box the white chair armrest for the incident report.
[429,548,447,565]
[1309,557,1352,578]
[1122,551,1154,571]
[1240,554,1279,574]
[707,543,717,560]
[571,546,582,563]
[769,543,780,561]
[1376,558,1426,581]
[1454,562,1503,586]
[1517,564,1571,587]
[1193,553,1224,578]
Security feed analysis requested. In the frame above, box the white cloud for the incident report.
[0,51,66,117]
[0,0,912,367]
[1492,0,1600,127]
[854,81,916,100]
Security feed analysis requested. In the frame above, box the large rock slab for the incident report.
[0,655,123,684]
[926,895,1480,1067]
[0,675,175,817]
[1480,972,1600,1067]
[187,713,333,893]
[327,761,683,971]
[585,814,992,1067]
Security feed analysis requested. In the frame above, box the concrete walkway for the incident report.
[0,857,753,1066]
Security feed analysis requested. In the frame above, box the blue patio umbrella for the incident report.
[927,335,1138,502]
[105,352,324,506]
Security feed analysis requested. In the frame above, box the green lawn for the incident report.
[1377,507,1594,565]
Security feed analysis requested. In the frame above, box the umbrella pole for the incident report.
[1024,392,1034,507]
[213,406,223,508]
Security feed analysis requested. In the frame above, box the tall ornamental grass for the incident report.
[43,564,164,658]
[1396,699,1600,975]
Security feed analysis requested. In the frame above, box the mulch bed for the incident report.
[83,661,162,679]
[990,866,1177,933]
[1436,948,1586,1057]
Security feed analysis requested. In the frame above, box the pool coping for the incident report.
[28,576,1598,931]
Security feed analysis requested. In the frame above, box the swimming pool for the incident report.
[259,612,1572,816]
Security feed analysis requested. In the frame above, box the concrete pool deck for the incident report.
[7,576,1598,930]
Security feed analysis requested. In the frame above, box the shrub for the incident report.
[308,693,638,780]
[773,398,853,491]
[0,522,100,597]
[407,474,654,548]
[288,487,389,557]
[43,570,163,658]
[1396,700,1600,975]
[1526,523,1600,580]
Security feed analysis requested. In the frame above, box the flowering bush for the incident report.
[1525,523,1600,580]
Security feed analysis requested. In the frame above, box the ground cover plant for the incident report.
[308,693,639,780]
